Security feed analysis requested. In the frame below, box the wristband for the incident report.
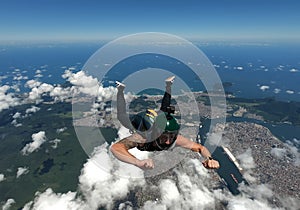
[206,156,213,161]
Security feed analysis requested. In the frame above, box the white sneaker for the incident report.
[116,81,126,89]
[165,76,175,85]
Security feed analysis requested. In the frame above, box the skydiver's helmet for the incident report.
[152,110,180,150]
[131,106,180,148]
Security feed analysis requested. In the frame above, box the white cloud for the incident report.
[278,196,300,210]
[1,198,16,210]
[0,75,8,81]
[25,80,41,89]
[35,74,43,78]
[140,159,217,210]
[24,145,146,210]
[23,189,83,210]
[62,70,117,100]
[12,112,21,119]
[0,173,5,182]
[23,71,116,105]
[270,147,287,159]
[50,138,61,149]
[225,183,281,210]
[237,149,256,170]
[78,145,145,209]
[0,85,20,112]
[56,127,67,134]
[286,90,294,94]
[159,179,180,207]
[285,139,300,167]
[11,119,22,127]
[289,68,299,72]
[16,167,29,178]
[273,88,281,94]
[13,75,28,81]
[260,86,270,91]
[49,86,72,102]
[235,66,244,71]
[227,196,274,210]
[25,80,57,103]
[26,106,40,114]
[95,85,116,103]
[21,131,47,155]
[12,111,23,127]
[62,70,100,97]
[11,84,20,92]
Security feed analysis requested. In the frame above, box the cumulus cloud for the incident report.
[16,167,29,178]
[0,85,20,112]
[289,68,299,72]
[13,112,21,119]
[49,86,72,102]
[62,70,116,101]
[260,85,270,91]
[50,138,61,149]
[235,66,243,71]
[34,73,43,78]
[156,162,216,210]
[0,75,8,82]
[11,119,22,127]
[56,127,67,134]
[237,149,256,170]
[23,70,116,105]
[273,88,281,94]
[13,75,28,81]
[23,189,82,210]
[0,173,5,182]
[21,131,47,155]
[285,138,300,167]
[1,198,16,210]
[62,70,99,97]
[27,83,54,103]
[24,145,145,210]
[270,147,287,159]
[26,105,40,114]
[25,79,41,89]
[227,195,275,210]
[286,90,294,94]
[78,146,146,209]
[159,179,180,207]
[11,107,40,126]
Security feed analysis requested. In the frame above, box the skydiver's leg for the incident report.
[160,76,175,112]
[116,81,133,130]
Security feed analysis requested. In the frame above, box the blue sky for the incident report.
[1,0,300,42]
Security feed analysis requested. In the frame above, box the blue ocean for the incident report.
[0,41,299,101]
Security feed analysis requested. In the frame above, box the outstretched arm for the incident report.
[175,135,220,169]
[110,133,154,169]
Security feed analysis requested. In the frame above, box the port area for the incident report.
[212,146,247,195]
[221,122,299,202]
